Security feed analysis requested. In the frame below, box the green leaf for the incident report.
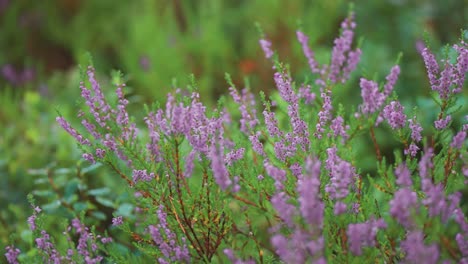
[42,200,61,212]
[81,163,102,174]
[116,203,134,217]
[73,202,88,212]
[96,196,115,208]
[88,187,111,196]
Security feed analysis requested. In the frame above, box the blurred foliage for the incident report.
[0,0,466,258]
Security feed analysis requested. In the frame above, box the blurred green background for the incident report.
[0,0,466,256]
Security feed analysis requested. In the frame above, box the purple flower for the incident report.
[56,117,91,146]
[82,153,95,164]
[209,143,232,190]
[132,169,155,183]
[259,39,273,59]
[329,115,349,140]
[297,157,324,227]
[359,78,385,115]
[95,148,106,159]
[382,101,406,129]
[324,147,356,215]
[419,148,434,179]
[434,115,451,130]
[271,193,296,224]
[389,188,418,228]
[451,130,466,149]
[401,230,440,264]
[298,84,316,104]
[148,206,190,262]
[112,216,123,226]
[404,143,419,157]
[249,132,265,156]
[229,88,258,134]
[274,72,296,104]
[347,218,387,255]
[395,163,412,187]
[329,14,357,84]
[263,110,282,138]
[264,162,287,190]
[421,47,440,92]
[383,65,400,96]
[296,31,320,73]
[5,246,20,264]
[271,230,325,263]
[225,148,245,166]
[315,90,333,138]
[408,116,423,142]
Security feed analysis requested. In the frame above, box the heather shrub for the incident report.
[5,11,468,263]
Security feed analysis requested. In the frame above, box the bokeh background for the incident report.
[1,0,467,256]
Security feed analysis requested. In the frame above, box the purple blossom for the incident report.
[341,48,362,82]
[382,101,406,129]
[263,110,282,138]
[324,147,356,215]
[82,153,95,164]
[225,148,245,166]
[56,117,91,146]
[419,148,434,179]
[347,218,387,256]
[404,143,419,157]
[274,72,296,103]
[115,84,129,126]
[333,201,347,215]
[329,115,349,140]
[408,116,423,142]
[297,157,324,227]
[450,130,466,149]
[389,188,418,228]
[81,119,100,139]
[298,84,316,104]
[95,148,106,159]
[184,150,196,177]
[434,115,451,130]
[401,231,440,264]
[209,143,232,190]
[132,169,155,183]
[148,206,190,263]
[229,88,258,134]
[112,216,123,226]
[315,90,333,138]
[249,132,265,156]
[296,31,320,73]
[329,14,357,83]
[383,65,400,96]
[421,182,460,223]
[421,47,440,91]
[259,39,273,59]
[271,230,325,264]
[264,162,287,190]
[395,163,412,187]
[289,163,302,178]
[5,246,20,264]
[420,42,468,99]
[456,233,468,260]
[359,78,384,115]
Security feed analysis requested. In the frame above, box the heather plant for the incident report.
[5,11,468,264]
